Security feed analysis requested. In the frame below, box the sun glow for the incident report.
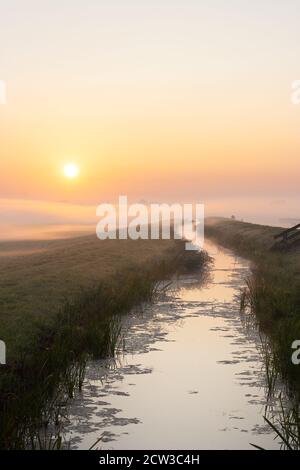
[63,163,79,179]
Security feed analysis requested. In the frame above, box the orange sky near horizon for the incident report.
[1,0,300,210]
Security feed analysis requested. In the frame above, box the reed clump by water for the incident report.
[206,217,300,450]
[248,331,300,450]
[0,237,209,449]
[206,217,300,392]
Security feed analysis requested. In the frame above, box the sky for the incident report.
[0,0,300,225]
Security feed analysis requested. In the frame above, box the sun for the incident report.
[63,163,79,179]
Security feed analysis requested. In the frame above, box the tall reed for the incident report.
[0,246,209,449]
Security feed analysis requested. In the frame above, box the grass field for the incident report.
[0,232,209,448]
[0,235,192,361]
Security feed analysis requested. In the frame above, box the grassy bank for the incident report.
[0,234,209,448]
[205,217,300,392]
[0,235,191,361]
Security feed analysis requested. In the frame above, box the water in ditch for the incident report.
[63,240,281,449]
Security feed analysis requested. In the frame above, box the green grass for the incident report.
[205,218,300,449]
[0,235,196,361]
[0,234,209,449]
[205,217,300,391]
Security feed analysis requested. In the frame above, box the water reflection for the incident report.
[63,240,281,449]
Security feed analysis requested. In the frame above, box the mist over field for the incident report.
[2,0,300,453]
[1,195,300,240]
